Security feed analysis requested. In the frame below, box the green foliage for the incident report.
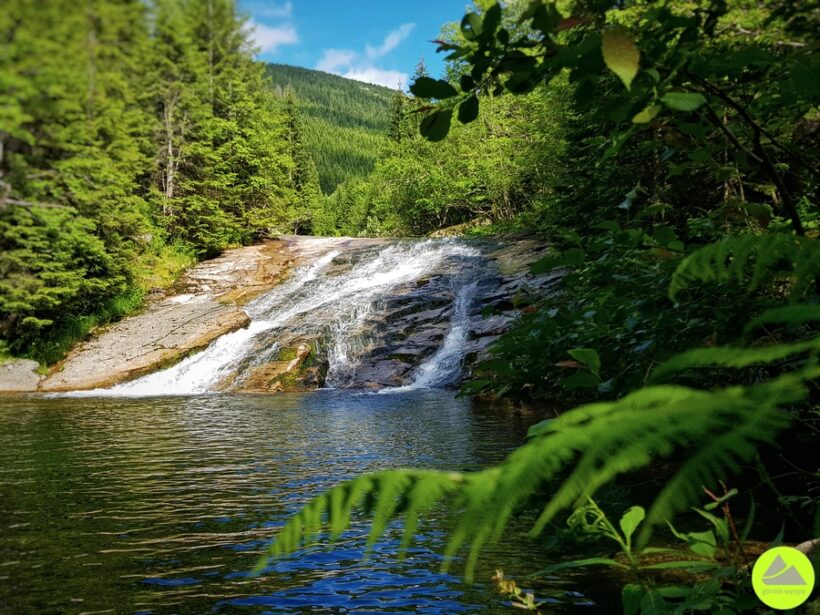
[669,234,820,301]
[650,336,820,383]
[544,498,757,614]
[265,6,820,605]
[317,84,571,236]
[602,27,641,90]
[0,0,305,360]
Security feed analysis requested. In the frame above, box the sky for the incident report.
[238,0,469,90]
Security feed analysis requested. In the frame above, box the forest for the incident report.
[1,0,818,613]
[266,63,395,195]
[0,0,321,363]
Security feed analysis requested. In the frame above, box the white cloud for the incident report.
[243,0,292,19]
[248,20,299,54]
[316,49,357,73]
[343,67,409,89]
[365,23,415,59]
[315,23,414,90]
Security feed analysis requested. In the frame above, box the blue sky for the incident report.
[239,1,469,89]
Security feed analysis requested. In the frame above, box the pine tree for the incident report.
[388,88,407,143]
[282,88,321,233]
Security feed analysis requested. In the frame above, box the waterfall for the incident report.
[407,278,481,388]
[92,239,487,396]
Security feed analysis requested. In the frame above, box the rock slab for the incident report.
[0,359,42,392]
[37,240,299,392]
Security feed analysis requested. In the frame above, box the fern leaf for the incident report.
[669,234,820,301]
[743,304,820,334]
[638,370,814,545]
[649,336,820,382]
[257,369,817,580]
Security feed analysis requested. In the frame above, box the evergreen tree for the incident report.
[387,88,407,143]
[0,0,298,358]
[283,89,322,234]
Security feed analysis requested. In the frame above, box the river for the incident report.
[0,391,609,613]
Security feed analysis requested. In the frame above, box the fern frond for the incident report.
[743,304,820,334]
[257,369,818,581]
[637,371,812,545]
[649,336,820,382]
[669,234,820,301]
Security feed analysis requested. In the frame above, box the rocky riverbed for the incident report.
[0,235,558,393]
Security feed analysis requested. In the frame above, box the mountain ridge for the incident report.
[265,63,396,194]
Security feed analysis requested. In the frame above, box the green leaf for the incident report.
[458,95,479,124]
[560,371,600,389]
[642,560,719,572]
[601,27,640,90]
[530,247,584,274]
[632,104,661,124]
[653,225,678,248]
[419,109,453,142]
[461,13,483,41]
[483,3,501,34]
[667,523,718,558]
[622,584,644,615]
[459,74,475,92]
[661,92,707,112]
[649,337,820,382]
[568,348,601,377]
[744,304,820,334]
[410,77,458,99]
[527,418,554,438]
[534,557,628,575]
[685,530,717,558]
[693,508,729,545]
[619,506,645,542]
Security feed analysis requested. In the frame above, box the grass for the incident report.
[134,241,197,290]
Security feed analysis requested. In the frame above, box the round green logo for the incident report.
[752,546,815,610]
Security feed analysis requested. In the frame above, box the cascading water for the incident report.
[96,239,489,396]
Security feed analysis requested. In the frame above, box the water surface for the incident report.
[0,391,602,613]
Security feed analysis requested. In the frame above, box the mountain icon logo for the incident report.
[752,546,815,609]
[761,554,807,586]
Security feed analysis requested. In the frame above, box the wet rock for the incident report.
[0,359,42,392]
[238,343,314,392]
[352,359,415,388]
[38,238,338,392]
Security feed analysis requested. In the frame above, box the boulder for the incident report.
[0,359,42,392]
[237,343,314,392]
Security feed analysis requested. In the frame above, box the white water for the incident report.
[90,239,485,396]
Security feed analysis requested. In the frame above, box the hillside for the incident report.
[265,64,395,194]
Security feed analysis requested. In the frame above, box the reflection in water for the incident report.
[0,391,602,613]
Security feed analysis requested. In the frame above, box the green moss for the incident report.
[277,347,299,361]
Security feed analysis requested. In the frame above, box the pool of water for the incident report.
[0,390,606,613]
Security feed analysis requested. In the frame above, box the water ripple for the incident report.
[0,390,600,613]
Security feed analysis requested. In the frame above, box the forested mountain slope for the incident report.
[265,64,395,193]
